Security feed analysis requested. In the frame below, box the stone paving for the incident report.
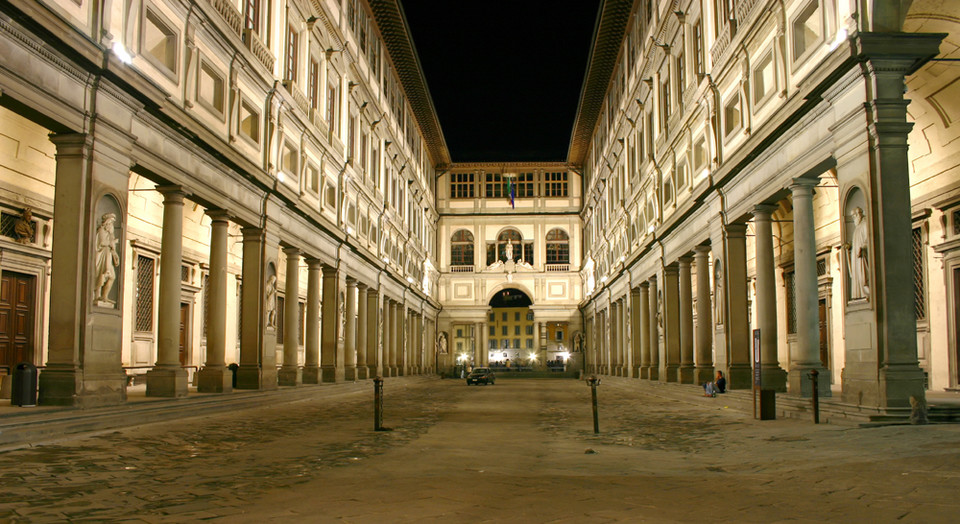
[1,377,959,522]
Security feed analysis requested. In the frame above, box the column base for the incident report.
[321,365,343,383]
[727,364,754,390]
[631,366,641,379]
[302,366,321,384]
[196,366,233,393]
[236,365,277,390]
[38,367,127,407]
[357,366,369,380]
[879,364,925,409]
[693,366,715,385]
[645,367,659,380]
[662,365,679,382]
[278,366,302,387]
[678,365,696,384]
[344,366,358,381]
[759,365,788,392]
[145,366,189,398]
[788,365,832,398]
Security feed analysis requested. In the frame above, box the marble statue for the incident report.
[847,206,870,300]
[94,213,120,304]
[14,207,34,244]
[265,275,277,328]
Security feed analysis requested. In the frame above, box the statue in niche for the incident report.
[14,207,34,244]
[437,332,448,354]
[338,290,346,340]
[504,241,514,262]
[94,213,120,305]
[574,332,584,353]
[714,261,724,325]
[265,275,277,328]
[846,206,870,301]
[377,312,384,353]
[656,289,664,331]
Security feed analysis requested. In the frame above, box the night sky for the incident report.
[400,1,602,163]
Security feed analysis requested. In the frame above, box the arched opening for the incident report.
[486,288,535,369]
[486,228,533,265]
[450,229,474,269]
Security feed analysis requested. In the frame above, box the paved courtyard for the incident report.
[1,377,959,522]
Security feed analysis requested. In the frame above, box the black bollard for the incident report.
[587,375,601,434]
[809,369,820,424]
[374,376,384,431]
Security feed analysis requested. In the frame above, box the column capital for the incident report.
[648,275,657,284]
[305,257,323,269]
[723,222,748,238]
[241,226,263,242]
[49,132,92,154]
[789,177,819,192]
[321,264,340,277]
[346,278,358,288]
[664,264,679,276]
[678,256,693,267]
[694,245,711,256]
[283,246,300,256]
[205,209,232,223]
[157,185,189,202]
[357,282,368,292]
[753,203,778,217]
[639,281,649,289]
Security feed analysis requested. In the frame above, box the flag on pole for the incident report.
[507,178,515,208]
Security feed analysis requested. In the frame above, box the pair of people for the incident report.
[703,371,726,397]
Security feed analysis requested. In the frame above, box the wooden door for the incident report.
[0,271,36,370]
[179,302,189,366]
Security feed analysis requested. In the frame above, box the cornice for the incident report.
[566,0,634,166]
[368,0,451,166]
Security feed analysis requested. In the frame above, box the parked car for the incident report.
[466,367,495,385]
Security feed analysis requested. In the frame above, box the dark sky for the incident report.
[400,1,602,163]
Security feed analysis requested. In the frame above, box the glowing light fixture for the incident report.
[112,41,133,64]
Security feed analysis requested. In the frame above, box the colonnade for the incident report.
[587,178,833,397]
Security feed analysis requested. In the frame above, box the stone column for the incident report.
[609,302,619,375]
[367,289,381,377]
[356,284,369,379]
[39,134,129,407]
[344,279,358,381]
[630,287,642,378]
[388,301,398,376]
[754,205,787,391]
[788,179,829,396]
[694,246,715,384]
[321,265,344,383]
[724,223,752,389]
[302,258,322,383]
[146,186,189,398]
[381,298,391,377]
[278,248,302,386]
[639,282,651,379]
[617,299,626,376]
[236,226,278,390]
[197,211,232,392]
[663,266,681,382]
[678,257,696,384]
[648,277,660,381]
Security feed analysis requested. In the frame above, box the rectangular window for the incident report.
[514,312,520,321]
[198,60,225,117]
[485,173,504,198]
[753,51,775,106]
[239,99,260,144]
[676,51,686,95]
[244,0,261,33]
[143,8,178,74]
[502,325,508,336]
[526,325,534,335]
[298,301,305,345]
[660,78,671,131]
[516,172,535,197]
[693,136,706,170]
[347,113,356,161]
[913,226,926,320]
[693,20,704,77]
[308,59,320,109]
[544,172,568,197]
[451,173,475,199]
[135,255,155,332]
[489,325,495,336]
[285,25,299,82]
[326,81,339,135]
[526,338,533,349]
[724,93,742,138]
[514,326,521,336]
[281,142,298,179]
[276,296,285,344]
[792,0,822,63]
[785,270,797,334]
[513,338,520,348]
[307,164,319,195]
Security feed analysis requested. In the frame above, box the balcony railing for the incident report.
[450,265,474,273]
[207,0,242,37]
[282,80,310,116]
[546,264,570,272]
[243,28,274,71]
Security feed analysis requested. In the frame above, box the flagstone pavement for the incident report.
[1,376,959,522]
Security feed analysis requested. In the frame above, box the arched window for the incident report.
[451,230,474,267]
[487,229,532,265]
[546,229,569,266]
